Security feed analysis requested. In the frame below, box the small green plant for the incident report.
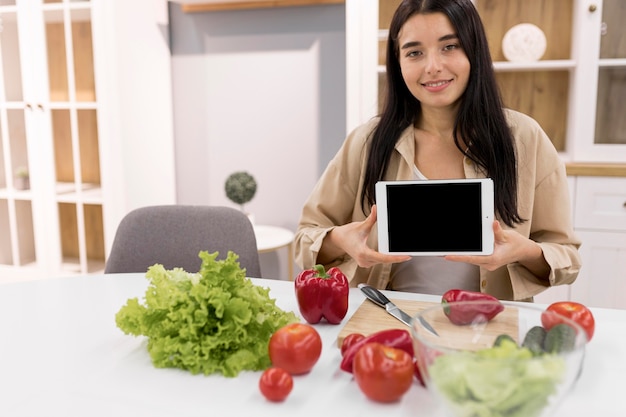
[14,166,30,190]
[225,171,257,211]
[15,166,29,178]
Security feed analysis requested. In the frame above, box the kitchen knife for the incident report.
[358,283,439,336]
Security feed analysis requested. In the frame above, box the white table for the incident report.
[0,274,624,417]
[253,225,295,280]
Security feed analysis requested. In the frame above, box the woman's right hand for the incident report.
[320,205,411,268]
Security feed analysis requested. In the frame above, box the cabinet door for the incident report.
[592,1,626,154]
[570,230,626,310]
[38,1,105,275]
[575,176,626,231]
[0,3,40,273]
[569,0,626,162]
[0,0,104,280]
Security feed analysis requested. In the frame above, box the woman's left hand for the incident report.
[444,221,549,277]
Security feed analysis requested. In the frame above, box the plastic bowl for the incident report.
[411,300,586,417]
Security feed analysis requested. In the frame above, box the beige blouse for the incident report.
[294,109,582,301]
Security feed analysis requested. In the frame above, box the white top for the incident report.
[0,274,624,417]
[389,255,481,294]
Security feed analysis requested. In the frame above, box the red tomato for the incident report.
[268,323,322,375]
[353,342,414,403]
[340,333,365,357]
[259,367,293,402]
[541,301,595,342]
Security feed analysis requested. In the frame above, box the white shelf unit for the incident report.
[0,0,177,282]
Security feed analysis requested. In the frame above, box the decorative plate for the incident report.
[501,23,547,62]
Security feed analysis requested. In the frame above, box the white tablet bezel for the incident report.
[376,179,495,256]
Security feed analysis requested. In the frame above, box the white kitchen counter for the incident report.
[0,274,623,416]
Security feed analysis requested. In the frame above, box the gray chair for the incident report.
[104,205,262,277]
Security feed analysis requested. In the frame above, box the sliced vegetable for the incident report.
[295,265,349,324]
[441,289,504,325]
[340,328,414,373]
[340,333,365,357]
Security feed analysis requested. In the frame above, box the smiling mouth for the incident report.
[422,80,451,88]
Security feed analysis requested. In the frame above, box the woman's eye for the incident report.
[443,43,459,51]
[406,50,422,58]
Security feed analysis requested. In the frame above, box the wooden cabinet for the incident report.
[0,0,176,282]
[346,0,626,163]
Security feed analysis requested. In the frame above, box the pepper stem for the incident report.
[313,264,330,279]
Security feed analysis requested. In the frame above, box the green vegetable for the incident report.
[522,326,548,355]
[115,250,298,377]
[544,323,577,354]
[429,339,566,417]
[493,334,517,348]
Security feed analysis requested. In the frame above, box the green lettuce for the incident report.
[429,339,566,417]
[115,251,298,377]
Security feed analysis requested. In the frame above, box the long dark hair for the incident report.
[361,0,524,227]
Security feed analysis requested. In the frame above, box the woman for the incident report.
[294,0,581,300]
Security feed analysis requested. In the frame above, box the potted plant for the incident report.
[14,166,30,190]
[225,171,257,222]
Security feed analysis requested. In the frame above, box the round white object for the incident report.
[501,23,547,62]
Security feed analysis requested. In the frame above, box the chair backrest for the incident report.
[104,205,262,277]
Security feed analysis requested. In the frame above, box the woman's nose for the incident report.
[425,53,443,74]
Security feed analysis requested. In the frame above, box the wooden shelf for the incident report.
[566,162,626,177]
[181,0,344,13]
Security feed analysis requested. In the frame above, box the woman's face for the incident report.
[397,12,470,111]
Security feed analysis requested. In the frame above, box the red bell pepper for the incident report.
[340,328,414,373]
[441,289,504,325]
[295,265,349,325]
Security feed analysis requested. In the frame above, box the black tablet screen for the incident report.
[385,182,483,252]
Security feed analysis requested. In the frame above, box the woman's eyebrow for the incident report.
[400,33,458,50]
[400,41,421,50]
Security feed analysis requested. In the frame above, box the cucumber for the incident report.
[493,333,517,348]
[522,326,547,355]
[544,323,577,354]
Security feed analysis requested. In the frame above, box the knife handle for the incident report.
[358,284,391,307]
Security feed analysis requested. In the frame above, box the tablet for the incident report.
[376,179,494,256]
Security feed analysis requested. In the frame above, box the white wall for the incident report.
[98,0,177,252]
[169,3,346,279]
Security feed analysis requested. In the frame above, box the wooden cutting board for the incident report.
[336,299,519,350]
